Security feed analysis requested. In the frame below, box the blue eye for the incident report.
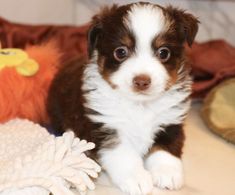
[114,46,129,61]
[156,47,171,62]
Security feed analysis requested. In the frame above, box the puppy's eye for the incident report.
[114,46,129,62]
[156,47,171,62]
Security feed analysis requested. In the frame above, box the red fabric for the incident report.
[0,17,89,62]
[186,40,235,98]
[1,17,235,98]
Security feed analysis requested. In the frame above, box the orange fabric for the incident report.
[0,41,61,124]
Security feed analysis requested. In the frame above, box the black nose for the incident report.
[133,74,151,91]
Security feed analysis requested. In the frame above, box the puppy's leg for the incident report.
[100,143,153,195]
[145,124,185,190]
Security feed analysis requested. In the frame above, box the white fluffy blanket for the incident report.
[0,119,101,195]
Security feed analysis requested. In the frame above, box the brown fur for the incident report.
[88,4,136,87]
[151,124,185,157]
[152,6,198,89]
[47,57,118,158]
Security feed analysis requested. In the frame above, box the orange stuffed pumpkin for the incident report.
[0,41,61,124]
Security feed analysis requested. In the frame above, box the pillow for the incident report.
[201,78,235,144]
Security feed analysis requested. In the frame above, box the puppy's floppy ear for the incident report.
[87,5,119,58]
[166,6,199,46]
[88,22,102,58]
[180,11,199,46]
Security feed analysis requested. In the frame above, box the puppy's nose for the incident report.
[133,74,151,91]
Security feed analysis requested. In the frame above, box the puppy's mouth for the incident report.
[128,88,165,102]
[135,90,151,96]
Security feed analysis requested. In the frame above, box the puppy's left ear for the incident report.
[181,12,199,46]
[166,6,199,46]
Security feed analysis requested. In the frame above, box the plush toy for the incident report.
[0,118,101,195]
[0,41,60,124]
[0,48,39,76]
[201,78,235,144]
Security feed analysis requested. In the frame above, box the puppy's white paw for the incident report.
[100,145,154,195]
[114,168,153,195]
[145,150,184,190]
[151,162,183,190]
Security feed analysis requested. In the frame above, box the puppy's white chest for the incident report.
[86,89,189,155]
[83,63,190,155]
[113,103,158,151]
[87,97,158,154]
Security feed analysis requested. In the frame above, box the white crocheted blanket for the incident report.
[0,119,101,195]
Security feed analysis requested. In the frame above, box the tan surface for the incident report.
[86,102,235,195]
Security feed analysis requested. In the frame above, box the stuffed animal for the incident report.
[0,41,60,124]
[0,118,101,195]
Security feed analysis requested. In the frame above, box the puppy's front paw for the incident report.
[146,151,184,190]
[151,161,183,190]
[114,167,153,195]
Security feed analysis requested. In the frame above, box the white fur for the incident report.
[82,62,190,194]
[99,144,153,195]
[145,150,184,190]
[82,4,191,194]
[83,63,190,155]
[110,4,169,101]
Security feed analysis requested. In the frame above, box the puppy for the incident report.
[47,2,198,195]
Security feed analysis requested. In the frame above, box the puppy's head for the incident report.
[88,2,199,101]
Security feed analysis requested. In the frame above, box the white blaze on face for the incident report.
[110,4,170,101]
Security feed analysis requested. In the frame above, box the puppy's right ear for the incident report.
[87,22,102,58]
[87,5,119,58]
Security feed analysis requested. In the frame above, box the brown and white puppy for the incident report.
[47,2,198,195]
